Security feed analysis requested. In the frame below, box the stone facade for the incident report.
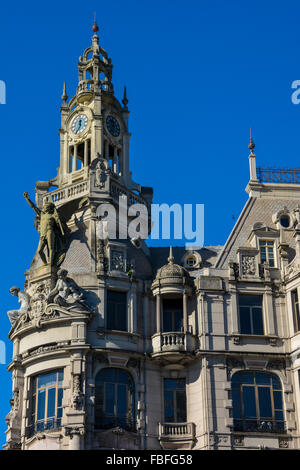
[4,24,300,451]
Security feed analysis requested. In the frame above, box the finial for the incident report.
[168,246,174,264]
[122,86,129,108]
[61,82,68,102]
[92,12,99,34]
[248,128,255,155]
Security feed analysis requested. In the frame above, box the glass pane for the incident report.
[239,295,263,307]
[99,368,116,383]
[105,383,115,416]
[240,372,255,384]
[117,369,129,384]
[255,372,271,386]
[174,311,183,332]
[231,373,241,386]
[117,384,127,415]
[273,391,283,410]
[176,390,187,422]
[38,372,57,388]
[252,308,264,335]
[239,306,251,334]
[243,386,256,417]
[57,407,63,418]
[233,407,242,418]
[164,390,174,422]
[57,388,63,407]
[37,390,46,421]
[47,387,56,418]
[163,311,173,332]
[232,389,241,408]
[58,370,64,386]
[117,303,127,331]
[258,387,272,418]
[272,375,281,390]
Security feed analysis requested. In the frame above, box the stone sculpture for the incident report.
[7,287,30,326]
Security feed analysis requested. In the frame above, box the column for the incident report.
[84,140,89,167]
[113,147,118,174]
[183,291,188,333]
[156,294,161,333]
[72,145,77,172]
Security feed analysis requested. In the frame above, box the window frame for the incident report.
[258,238,276,268]
[162,298,183,333]
[94,367,135,432]
[31,369,64,434]
[163,378,187,423]
[291,288,300,333]
[231,371,285,434]
[106,290,128,332]
[238,294,264,336]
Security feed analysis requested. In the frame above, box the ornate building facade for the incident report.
[4,22,300,451]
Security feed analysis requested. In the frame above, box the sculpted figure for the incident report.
[23,192,67,266]
[46,269,90,311]
[7,287,30,326]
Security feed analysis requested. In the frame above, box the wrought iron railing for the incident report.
[27,418,62,437]
[95,416,136,433]
[257,167,300,184]
[233,418,286,434]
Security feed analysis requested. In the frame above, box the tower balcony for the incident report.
[158,422,196,450]
[151,331,196,363]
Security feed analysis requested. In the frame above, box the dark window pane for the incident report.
[176,390,187,422]
[164,390,174,422]
[174,311,183,332]
[273,391,283,410]
[240,306,251,334]
[240,372,255,384]
[107,291,127,331]
[117,369,129,384]
[57,407,63,418]
[275,410,283,421]
[105,383,115,415]
[163,311,173,332]
[243,386,256,417]
[255,372,271,386]
[47,388,56,418]
[57,388,63,407]
[37,390,46,421]
[163,298,183,311]
[231,373,240,386]
[117,303,127,331]
[233,407,242,418]
[272,376,281,390]
[239,295,263,307]
[58,370,64,386]
[258,387,272,419]
[99,368,116,383]
[232,389,241,409]
[117,384,127,415]
[252,308,264,335]
[38,372,57,388]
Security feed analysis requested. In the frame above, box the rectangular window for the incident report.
[163,378,187,423]
[31,369,64,435]
[291,289,300,333]
[107,290,127,331]
[163,298,183,332]
[259,240,275,267]
[238,295,264,335]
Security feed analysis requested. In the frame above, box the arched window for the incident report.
[231,371,285,433]
[95,368,135,432]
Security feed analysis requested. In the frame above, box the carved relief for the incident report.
[110,250,126,272]
[71,374,84,410]
[241,255,256,276]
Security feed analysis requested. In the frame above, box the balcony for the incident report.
[159,422,195,450]
[151,332,196,364]
[95,416,136,433]
[26,418,62,438]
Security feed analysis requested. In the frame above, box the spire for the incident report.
[248,128,258,182]
[61,82,68,102]
[122,86,129,110]
[92,12,99,34]
[168,246,174,264]
[248,128,255,156]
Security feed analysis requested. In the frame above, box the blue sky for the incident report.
[1,0,300,446]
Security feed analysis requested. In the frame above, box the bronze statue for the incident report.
[23,192,68,266]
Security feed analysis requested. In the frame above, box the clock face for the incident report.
[71,114,88,135]
[106,115,120,137]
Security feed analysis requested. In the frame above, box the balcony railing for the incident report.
[95,416,136,433]
[257,167,300,184]
[233,418,286,434]
[151,332,196,359]
[159,422,195,441]
[27,418,62,437]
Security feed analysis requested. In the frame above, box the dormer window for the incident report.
[279,215,290,228]
[259,240,275,267]
[186,256,196,267]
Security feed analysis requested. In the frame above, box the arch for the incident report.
[231,370,285,433]
[94,367,135,432]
